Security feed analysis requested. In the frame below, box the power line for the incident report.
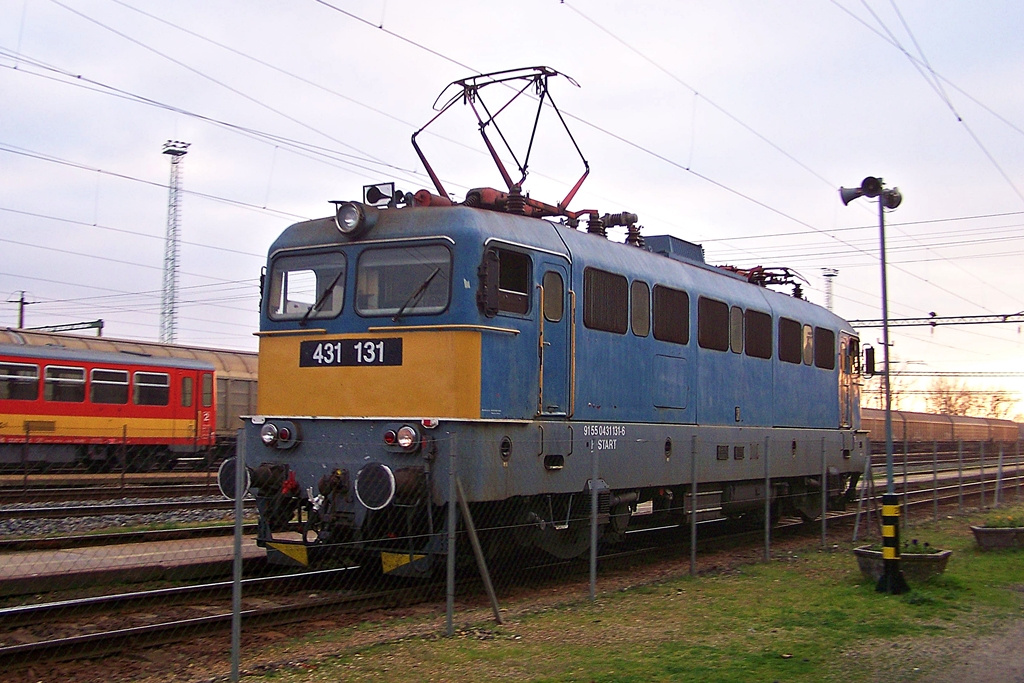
[850,313,1024,328]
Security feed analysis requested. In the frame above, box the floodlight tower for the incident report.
[161,140,189,343]
[822,268,838,312]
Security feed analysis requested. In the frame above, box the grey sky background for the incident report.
[2,1,1023,414]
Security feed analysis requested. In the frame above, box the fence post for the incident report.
[902,432,909,532]
[230,430,246,682]
[980,442,986,509]
[853,447,872,542]
[932,440,938,521]
[690,435,697,577]
[958,440,964,514]
[763,436,771,561]
[1017,438,1021,503]
[446,434,457,637]
[820,438,827,548]
[589,438,598,602]
[995,444,1005,507]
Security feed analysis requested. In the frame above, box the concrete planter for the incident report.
[970,526,1024,551]
[854,546,952,583]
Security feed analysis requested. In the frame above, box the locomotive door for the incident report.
[538,260,571,416]
[839,333,859,428]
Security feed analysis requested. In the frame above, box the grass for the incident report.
[243,506,1024,682]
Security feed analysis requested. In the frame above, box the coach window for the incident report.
[267,251,346,322]
[631,280,650,337]
[134,372,170,406]
[584,268,628,333]
[44,365,86,402]
[91,369,129,405]
[542,271,563,322]
[357,244,452,317]
[182,376,194,408]
[778,317,802,364]
[652,285,689,344]
[729,306,744,354]
[0,362,39,400]
[814,327,836,370]
[744,309,772,359]
[201,373,213,408]
[802,324,814,365]
[697,297,729,351]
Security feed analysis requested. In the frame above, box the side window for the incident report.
[202,373,214,408]
[815,327,836,370]
[729,306,744,354]
[631,280,650,337]
[91,369,129,405]
[583,268,628,334]
[44,365,85,402]
[182,376,194,408]
[0,362,39,401]
[744,310,772,359]
[542,270,563,322]
[267,251,346,321]
[652,285,689,344]
[697,297,729,351]
[779,317,801,364]
[134,372,170,406]
[802,324,814,365]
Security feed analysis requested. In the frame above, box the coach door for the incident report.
[538,259,571,416]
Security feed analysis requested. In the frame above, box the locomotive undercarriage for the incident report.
[246,457,860,573]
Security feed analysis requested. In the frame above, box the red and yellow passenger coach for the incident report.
[0,342,216,470]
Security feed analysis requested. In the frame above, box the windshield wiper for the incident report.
[392,267,441,322]
[299,270,345,327]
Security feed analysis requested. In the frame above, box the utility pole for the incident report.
[7,290,35,328]
[161,140,189,344]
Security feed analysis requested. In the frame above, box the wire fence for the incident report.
[0,434,1021,680]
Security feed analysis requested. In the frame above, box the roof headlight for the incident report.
[331,200,378,239]
[396,425,419,451]
[260,423,279,446]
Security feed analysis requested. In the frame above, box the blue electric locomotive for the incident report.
[226,68,867,571]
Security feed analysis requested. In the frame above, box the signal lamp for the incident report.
[383,429,397,445]
[260,423,279,446]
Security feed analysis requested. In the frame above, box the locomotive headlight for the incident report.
[260,423,279,446]
[331,200,378,239]
[396,425,419,451]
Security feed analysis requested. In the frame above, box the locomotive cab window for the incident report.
[356,244,451,317]
[134,372,170,406]
[697,297,729,351]
[584,268,628,334]
[90,368,129,405]
[653,284,689,344]
[267,251,346,321]
[45,365,85,403]
[0,362,39,401]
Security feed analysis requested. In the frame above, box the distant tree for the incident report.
[925,377,976,416]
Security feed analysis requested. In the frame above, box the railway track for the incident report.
[2,470,1021,671]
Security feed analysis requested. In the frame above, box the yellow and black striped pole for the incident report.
[877,493,909,594]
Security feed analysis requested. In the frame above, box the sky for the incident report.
[2,1,1023,416]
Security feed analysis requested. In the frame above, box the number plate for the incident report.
[299,338,403,367]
